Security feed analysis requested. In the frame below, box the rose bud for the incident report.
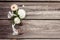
[11,4,18,11]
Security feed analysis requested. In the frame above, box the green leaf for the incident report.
[12,9,22,24]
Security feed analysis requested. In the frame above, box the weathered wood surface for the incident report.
[0,39,60,40]
[0,20,60,38]
[1,2,60,10]
[1,2,60,19]
[0,39,11,40]
[1,0,60,1]
[1,11,60,19]
[17,39,60,40]
[0,0,60,39]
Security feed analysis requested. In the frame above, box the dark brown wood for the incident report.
[0,0,60,1]
[0,20,60,38]
[0,39,60,40]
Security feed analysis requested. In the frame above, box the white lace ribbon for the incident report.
[12,24,18,35]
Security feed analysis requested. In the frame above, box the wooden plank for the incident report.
[0,39,60,40]
[1,0,60,2]
[0,39,11,40]
[1,2,60,19]
[17,39,60,40]
[1,20,60,38]
[1,2,60,11]
[0,20,12,35]
[0,39,20,40]
[1,10,60,19]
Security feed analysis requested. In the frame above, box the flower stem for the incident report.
[13,9,22,24]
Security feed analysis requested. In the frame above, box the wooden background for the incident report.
[1,0,60,40]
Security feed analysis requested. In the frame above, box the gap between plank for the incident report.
[1,1,60,3]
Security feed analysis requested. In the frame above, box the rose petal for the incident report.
[14,17,21,24]
[11,4,18,11]
[18,9,26,19]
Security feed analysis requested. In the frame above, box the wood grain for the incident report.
[0,39,11,40]
[1,2,60,19]
[1,0,60,1]
[17,39,60,40]
[0,39,60,40]
[1,2,60,11]
[0,20,60,38]
[0,1,60,39]
[1,10,60,19]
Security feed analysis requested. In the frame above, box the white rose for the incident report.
[14,17,21,24]
[11,4,18,11]
[18,9,26,19]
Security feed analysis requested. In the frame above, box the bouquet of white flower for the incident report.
[8,4,26,35]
